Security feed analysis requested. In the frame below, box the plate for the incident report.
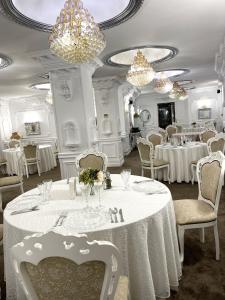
[132,181,167,194]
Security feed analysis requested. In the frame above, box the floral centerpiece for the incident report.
[79,168,104,186]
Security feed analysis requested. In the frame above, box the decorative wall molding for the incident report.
[98,137,124,167]
[63,121,80,149]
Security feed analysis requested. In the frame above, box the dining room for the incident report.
[0,0,225,300]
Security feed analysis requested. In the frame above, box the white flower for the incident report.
[97,171,104,183]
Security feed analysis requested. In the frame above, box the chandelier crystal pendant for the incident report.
[49,0,106,64]
[169,82,188,100]
[154,73,173,94]
[127,50,155,87]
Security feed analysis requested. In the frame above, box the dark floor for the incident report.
[1,150,225,300]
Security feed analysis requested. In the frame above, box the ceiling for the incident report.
[0,0,224,98]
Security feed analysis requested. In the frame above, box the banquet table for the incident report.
[3,144,57,175]
[4,175,182,300]
[155,142,208,183]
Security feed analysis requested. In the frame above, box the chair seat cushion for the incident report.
[0,224,3,241]
[114,276,129,300]
[191,160,197,165]
[26,158,38,163]
[0,176,21,187]
[153,159,169,167]
[174,199,216,225]
[0,158,7,164]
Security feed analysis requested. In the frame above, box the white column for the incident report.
[93,77,124,166]
[50,63,99,179]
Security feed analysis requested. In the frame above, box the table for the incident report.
[155,142,208,183]
[4,175,181,300]
[3,144,57,175]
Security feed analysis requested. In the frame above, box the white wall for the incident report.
[8,95,57,139]
[135,93,189,127]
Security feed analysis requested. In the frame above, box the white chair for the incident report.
[146,132,163,147]
[0,154,24,211]
[200,129,217,143]
[11,231,129,300]
[137,137,170,183]
[22,145,41,178]
[8,139,21,149]
[158,128,168,143]
[191,134,225,184]
[174,151,225,262]
[0,158,7,174]
[75,150,108,176]
[165,125,177,139]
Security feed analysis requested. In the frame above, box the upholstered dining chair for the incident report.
[158,128,168,142]
[137,137,170,183]
[75,150,108,176]
[166,125,177,139]
[0,154,24,211]
[200,129,217,143]
[22,144,41,178]
[8,139,21,149]
[0,158,7,174]
[146,132,163,148]
[11,231,129,300]
[174,151,225,262]
[207,134,225,154]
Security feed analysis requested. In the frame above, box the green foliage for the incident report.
[79,168,99,185]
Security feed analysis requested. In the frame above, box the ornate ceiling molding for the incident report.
[0,0,144,32]
[104,45,178,68]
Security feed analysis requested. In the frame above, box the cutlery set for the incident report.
[109,207,124,223]
[54,213,68,227]
[10,205,40,215]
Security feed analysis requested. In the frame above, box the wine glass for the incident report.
[120,169,131,190]
[42,179,53,202]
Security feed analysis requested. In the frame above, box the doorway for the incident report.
[157,102,175,129]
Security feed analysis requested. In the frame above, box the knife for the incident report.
[119,209,124,222]
[11,205,39,215]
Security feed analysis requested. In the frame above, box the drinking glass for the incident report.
[42,179,53,202]
[120,169,131,190]
[95,182,104,208]
[80,184,91,210]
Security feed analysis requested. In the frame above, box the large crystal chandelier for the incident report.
[154,73,173,94]
[127,50,155,87]
[49,0,106,64]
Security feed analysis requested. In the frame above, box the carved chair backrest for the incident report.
[75,151,108,175]
[166,125,177,138]
[11,231,122,300]
[200,130,217,143]
[146,132,163,147]
[197,151,225,215]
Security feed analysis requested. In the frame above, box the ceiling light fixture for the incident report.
[0,54,12,69]
[154,72,173,94]
[127,50,155,87]
[169,82,188,100]
[49,0,106,64]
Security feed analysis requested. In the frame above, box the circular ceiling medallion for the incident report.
[104,46,178,67]
[0,0,144,31]
[0,54,12,69]
[156,69,190,78]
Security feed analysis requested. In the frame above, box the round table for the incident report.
[4,175,181,300]
[3,144,57,175]
[155,142,208,183]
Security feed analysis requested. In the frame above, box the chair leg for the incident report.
[200,228,205,243]
[214,222,220,261]
[191,164,195,185]
[0,192,2,212]
[177,225,185,263]
[25,163,29,178]
[141,167,144,177]
[151,168,154,180]
[167,166,170,184]
[1,281,6,300]
[37,162,41,176]
[20,184,24,194]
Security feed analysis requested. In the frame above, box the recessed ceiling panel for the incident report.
[1,0,144,31]
[105,46,178,67]
[156,69,190,78]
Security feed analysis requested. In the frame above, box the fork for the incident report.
[112,207,118,223]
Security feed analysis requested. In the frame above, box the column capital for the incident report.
[93,76,124,91]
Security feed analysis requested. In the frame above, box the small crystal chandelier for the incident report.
[49,0,106,64]
[154,73,173,94]
[169,82,188,100]
[127,50,155,87]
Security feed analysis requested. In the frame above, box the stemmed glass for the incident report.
[120,169,131,190]
[42,179,53,202]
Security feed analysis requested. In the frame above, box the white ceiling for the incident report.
[0,0,225,98]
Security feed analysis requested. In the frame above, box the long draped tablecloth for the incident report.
[155,142,208,183]
[3,144,56,175]
[4,175,182,300]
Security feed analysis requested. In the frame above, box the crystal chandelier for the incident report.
[154,73,173,94]
[49,0,106,64]
[169,82,188,100]
[127,50,155,87]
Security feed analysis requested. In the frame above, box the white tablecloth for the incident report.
[155,142,208,183]
[3,144,57,175]
[4,175,181,300]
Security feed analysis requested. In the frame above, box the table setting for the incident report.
[3,171,182,300]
